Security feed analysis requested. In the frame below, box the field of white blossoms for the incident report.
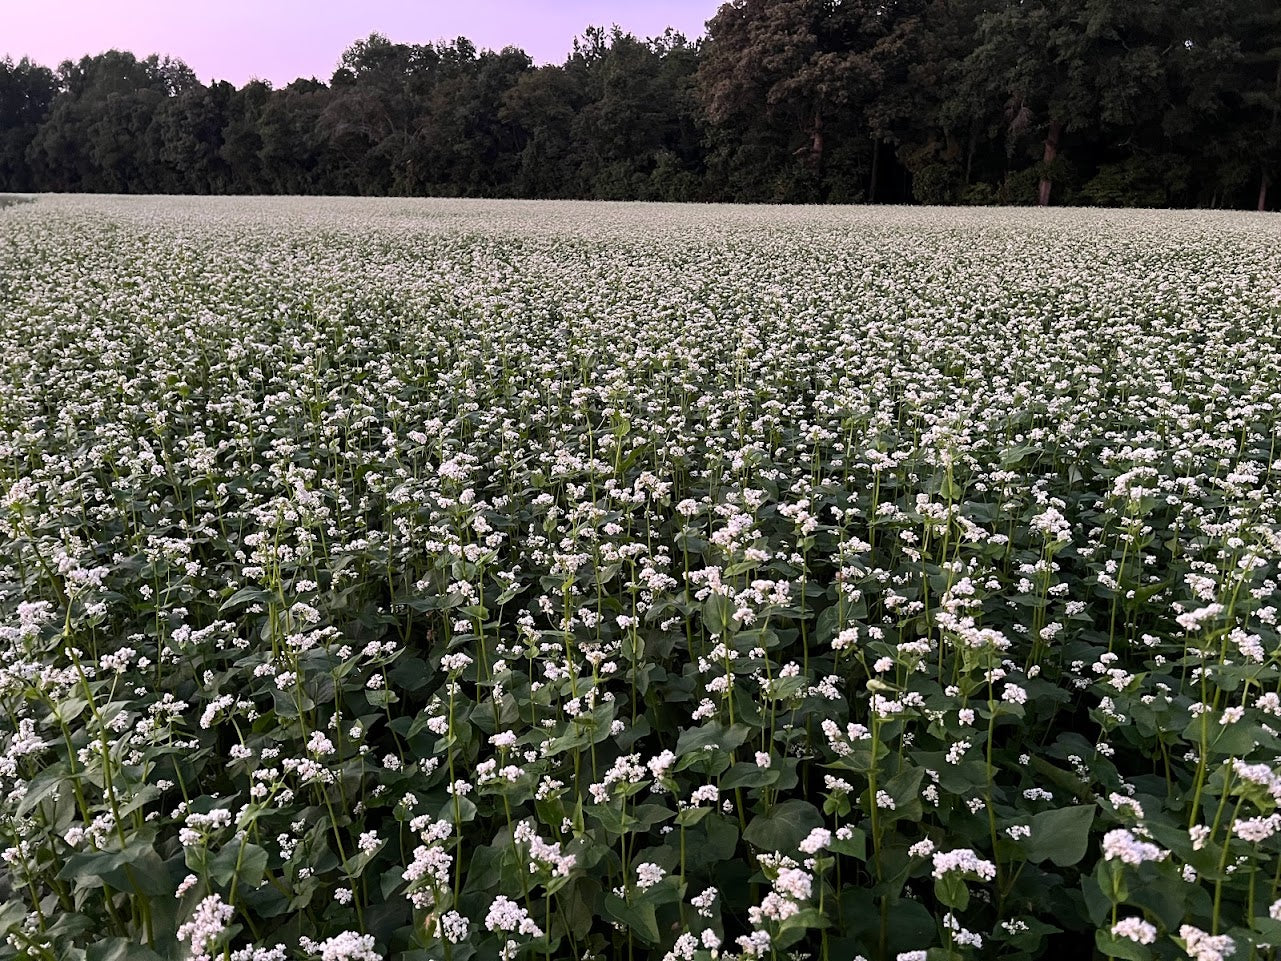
[1,196,1280,961]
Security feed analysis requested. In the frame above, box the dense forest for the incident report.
[3,0,1280,208]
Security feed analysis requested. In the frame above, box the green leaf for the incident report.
[16,765,71,817]
[814,604,843,644]
[1026,755,1093,803]
[742,799,823,852]
[721,762,780,790]
[828,827,867,860]
[602,894,660,944]
[765,673,808,701]
[209,841,269,889]
[675,722,750,758]
[881,766,925,822]
[238,843,270,888]
[1093,857,1129,913]
[1253,916,1281,942]
[934,873,970,911]
[675,806,711,827]
[883,897,938,956]
[366,688,400,708]
[218,586,273,612]
[87,940,165,961]
[775,906,830,948]
[1024,804,1095,866]
[58,840,171,897]
[699,816,740,866]
[0,900,27,936]
[1094,929,1151,961]
[1131,870,1201,931]
[631,803,676,831]
[209,842,239,886]
[702,594,736,636]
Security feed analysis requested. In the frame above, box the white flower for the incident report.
[931,848,996,881]
[176,894,234,959]
[1234,814,1281,843]
[647,750,676,779]
[485,895,543,938]
[636,862,666,889]
[1179,924,1235,961]
[1002,683,1028,705]
[1176,604,1224,633]
[299,932,382,961]
[774,866,812,900]
[175,873,199,897]
[437,910,469,943]
[1102,829,1166,865]
[908,839,936,858]
[798,828,831,854]
[1112,917,1157,944]
[441,652,473,674]
[306,731,335,755]
[691,887,718,917]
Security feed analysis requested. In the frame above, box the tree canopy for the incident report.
[2,0,1279,207]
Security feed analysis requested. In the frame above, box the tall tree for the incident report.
[568,27,701,199]
[3,10,1280,209]
[256,79,331,194]
[0,57,57,191]
[965,2,1093,205]
[218,80,270,193]
[698,0,826,199]
[502,65,587,197]
[1231,0,1281,209]
[698,0,923,202]
[26,51,194,191]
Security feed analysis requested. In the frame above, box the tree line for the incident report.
[3,0,1279,208]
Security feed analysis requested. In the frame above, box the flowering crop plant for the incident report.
[1,196,1281,961]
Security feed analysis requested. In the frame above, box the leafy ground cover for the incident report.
[1,197,1280,961]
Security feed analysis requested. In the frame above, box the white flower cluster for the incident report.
[298,932,382,961]
[6,194,1281,961]
[1101,829,1167,865]
[1179,924,1235,961]
[931,848,997,881]
[176,894,234,961]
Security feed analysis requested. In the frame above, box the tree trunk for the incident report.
[964,125,976,186]
[1038,119,1063,207]
[811,112,824,179]
[1266,63,1281,212]
[869,138,880,203]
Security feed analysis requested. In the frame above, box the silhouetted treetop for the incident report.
[2,1,1278,207]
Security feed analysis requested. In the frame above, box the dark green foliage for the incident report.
[2,0,1280,207]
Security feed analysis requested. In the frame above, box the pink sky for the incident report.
[4,1,720,86]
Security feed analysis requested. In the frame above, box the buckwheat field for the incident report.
[3,196,1281,961]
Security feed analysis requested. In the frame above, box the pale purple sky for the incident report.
[4,1,721,86]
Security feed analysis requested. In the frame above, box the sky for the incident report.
[2,0,721,87]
